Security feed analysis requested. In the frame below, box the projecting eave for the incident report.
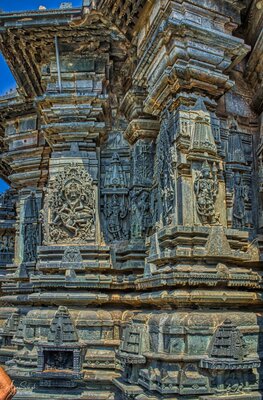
[0,7,82,28]
[0,8,130,99]
[0,97,35,122]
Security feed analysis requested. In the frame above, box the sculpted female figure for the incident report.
[194,161,218,225]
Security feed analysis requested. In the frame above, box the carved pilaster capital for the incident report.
[124,119,160,145]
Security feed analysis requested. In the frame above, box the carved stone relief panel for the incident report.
[0,235,15,266]
[225,123,253,229]
[0,235,14,254]
[153,113,176,226]
[103,192,129,241]
[131,140,154,187]
[194,160,219,225]
[130,139,154,239]
[22,192,40,263]
[0,189,16,265]
[131,189,152,239]
[100,132,130,243]
[232,172,250,229]
[42,163,96,244]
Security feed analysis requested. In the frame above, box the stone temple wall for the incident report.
[0,0,262,399]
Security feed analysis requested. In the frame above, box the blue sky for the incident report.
[0,179,9,193]
[0,0,82,12]
[0,1,82,192]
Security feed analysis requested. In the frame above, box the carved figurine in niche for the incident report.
[0,235,9,253]
[228,121,246,164]
[224,371,244,393]
[156,117,175,225]
[104,194,128,241]
[8,236,14,253]
[131,190,152,239]
[232,172,249,229]
[102,149,129,242]
[24,223,38,262]
[138,191,152,235]
[194,161,219,225]
[45,164,95,244]
[23,192,39,263]
[161,179,175,224]
[45,350,73,371]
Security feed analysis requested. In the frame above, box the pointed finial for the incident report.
[193,97,208,112]
[201,159,210,172]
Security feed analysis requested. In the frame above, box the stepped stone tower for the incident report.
[0,0,262,399]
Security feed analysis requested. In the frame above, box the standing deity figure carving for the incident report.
[131,190,152,239]
[104,194,128,241]
[194,161,219,225]
[232,173,248,229]
[155,116,175,225]
[43,164,95,244]
[24,224,38,262]
[23,192,39,263]
[102,150,129,242]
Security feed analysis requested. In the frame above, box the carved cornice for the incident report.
[0,9,130,99]
[124,119,160,145]
[131,0,250,115]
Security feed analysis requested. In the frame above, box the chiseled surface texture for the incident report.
[0,0,263,399]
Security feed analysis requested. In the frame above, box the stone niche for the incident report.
[117,311,261,396]
[43,350,74,371]
[34,306,85,387]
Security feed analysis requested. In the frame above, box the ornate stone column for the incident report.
[115,0,262,398]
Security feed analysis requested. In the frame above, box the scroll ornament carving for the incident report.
[42,164,95,244]
[194,161,219,225]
